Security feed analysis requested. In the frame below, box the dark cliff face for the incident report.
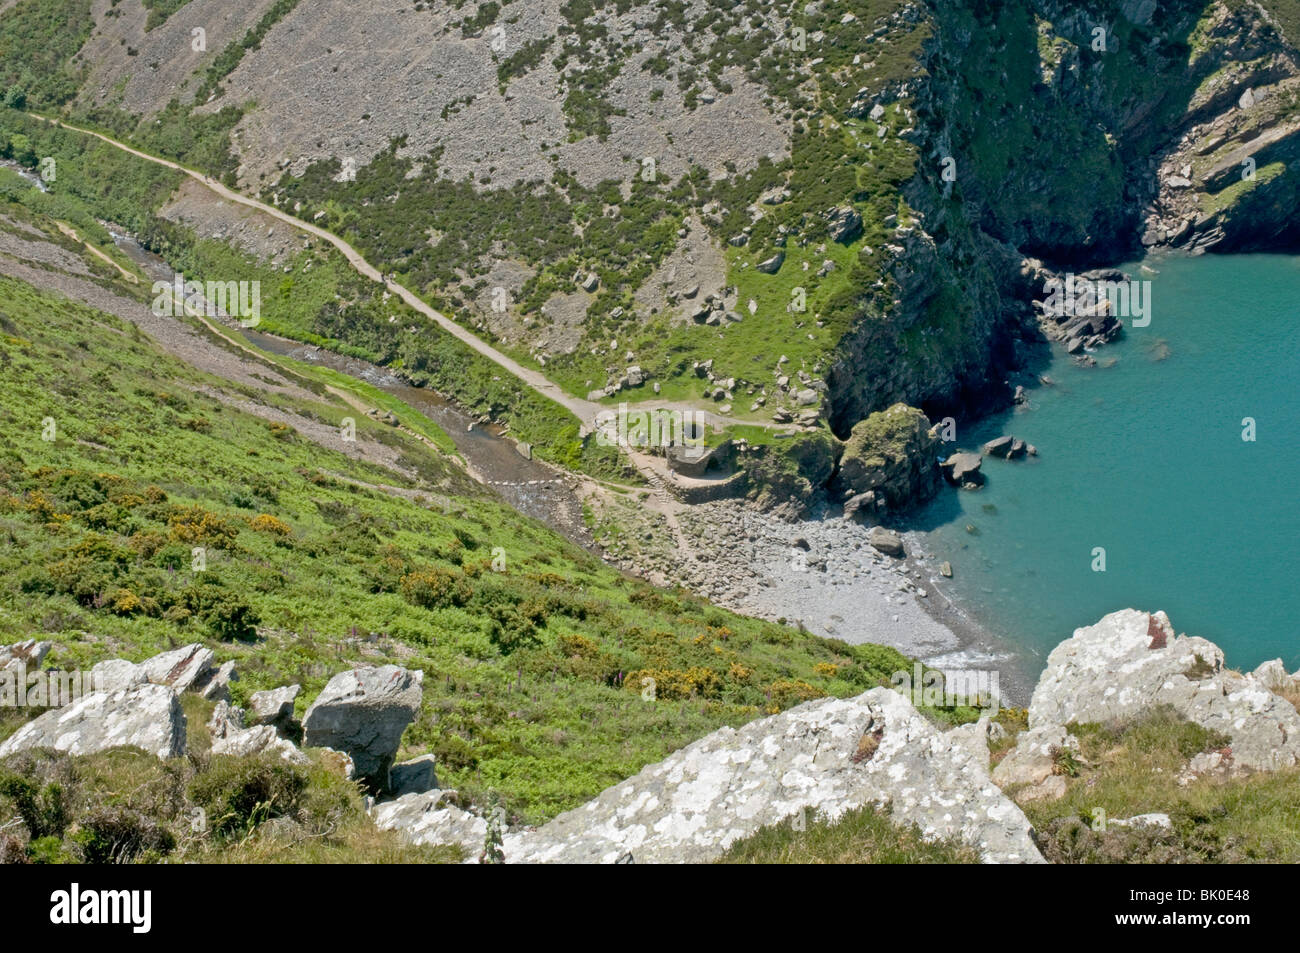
[824,0,1300,436]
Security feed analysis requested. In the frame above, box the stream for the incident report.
[106,228,595,547]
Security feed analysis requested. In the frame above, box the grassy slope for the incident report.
[0,224,946,827]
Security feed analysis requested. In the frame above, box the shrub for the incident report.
[765,679,825,710]
[168,506,238,545]
[0,774,67,840]
[72,807,175,863]
[181,579,260,641]
[400,568,471,610]
[248,513,292,536]
[623,667,724,701]
[188,755,308,840]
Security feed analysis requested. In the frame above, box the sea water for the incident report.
[912,253,1300,674]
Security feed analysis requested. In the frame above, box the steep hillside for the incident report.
[0,192,962,826]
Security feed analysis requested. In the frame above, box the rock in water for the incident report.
[981,436,1015,458]
[302,665,424,789]
[0,684,186,760]
[941,452,984,487]
[1028,609,1300,772]
[495,688,1042,864]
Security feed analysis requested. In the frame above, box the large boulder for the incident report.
[250,684,301,728]
[211,725,310,765]
[0,639,51,672]
[868,526,906,558]
[1028,609,1300,772]
[302,665,424,789]
[139,644,214,692]
[371,790,486,855]
[0,684,185,760]
[494,687,1042,864]
[834,404,941,511]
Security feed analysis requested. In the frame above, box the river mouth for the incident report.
[106,228,595,547]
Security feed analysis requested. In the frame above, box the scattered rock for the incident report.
[0,639,51,672]
[867,527,905,558]
[89,658,147,693]
[139,644,214,692]
[0,684,186,760]
[390,754,440,796]
[371,790,487,855]
[302,665,425,789]
[207,699,245,740]
[199,660,238,703]
[824,205,864,243]
[756,251,785,274]
[212,725,310,764]
[250,684,301,728]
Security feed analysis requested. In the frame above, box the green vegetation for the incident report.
[0,0,93,109]
[0,721,462,864]
[0,248,934,826]
[718,805,979,863]
[1015,708,1300,863]
[141,0,195,32]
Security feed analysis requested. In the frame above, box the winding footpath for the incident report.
[30,114,604,424]
[28,113,776,442]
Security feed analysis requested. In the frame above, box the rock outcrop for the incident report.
[1027,609,1300,772]
[494,688,1041,864]
[302,665,424,789]
[833,404,941,512]
[372,790,487,855]
[0,639,51,672]
[0,684,186,760]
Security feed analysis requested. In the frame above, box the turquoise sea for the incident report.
[911,254,1300,675]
